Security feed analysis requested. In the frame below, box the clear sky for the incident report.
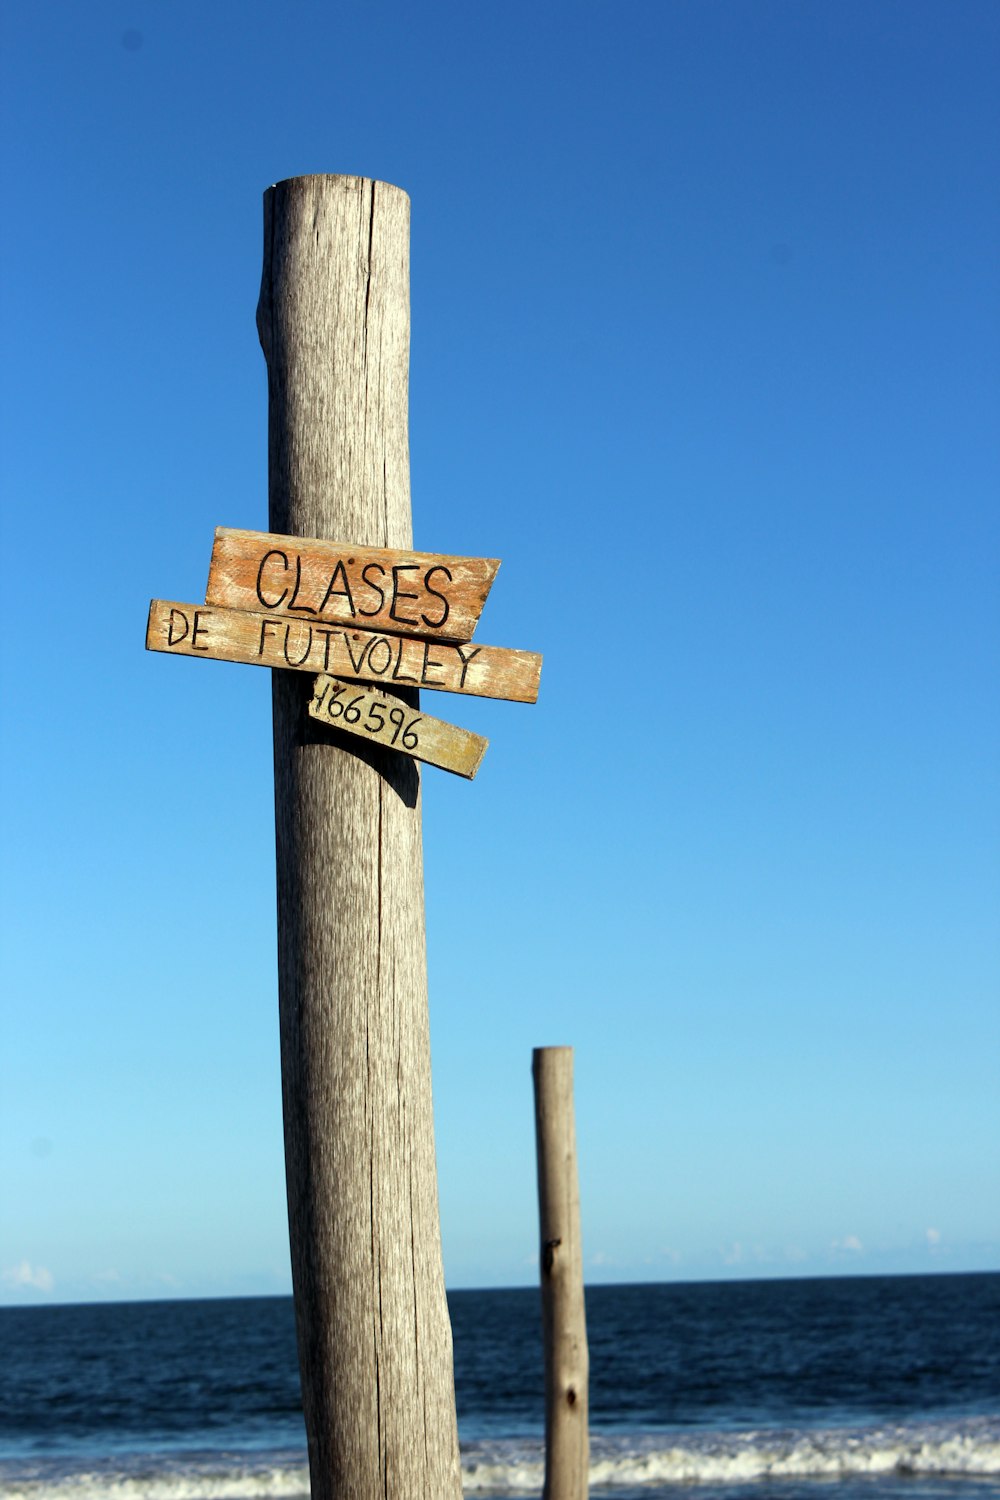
[1,0,997,1304]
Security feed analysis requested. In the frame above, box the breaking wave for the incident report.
[2,1417,998,1498]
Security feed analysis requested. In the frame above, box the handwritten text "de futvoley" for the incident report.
[146,601,541,704]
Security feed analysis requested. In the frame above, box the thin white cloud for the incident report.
[831,1235,863,1254]
[3,1260,54,1292]
[926,1227,942,1247]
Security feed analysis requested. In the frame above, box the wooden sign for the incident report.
[206,527,500,642]
[308,677,488,779]
[147,600,542,704]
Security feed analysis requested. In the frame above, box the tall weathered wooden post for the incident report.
[257,175,463,1500]
[533,1046,590,1500]
[147,169,542,1494]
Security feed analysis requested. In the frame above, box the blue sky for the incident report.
[1,0,997,1303]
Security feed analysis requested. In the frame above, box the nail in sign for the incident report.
[206,527,500,642]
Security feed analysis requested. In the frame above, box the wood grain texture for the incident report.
[207,526,499,641]
[533,1047,590,1500]
[145,598,541,702]
[259,175,462,1500]
[309,676,488,779]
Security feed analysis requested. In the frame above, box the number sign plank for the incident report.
[206,527,500,642]
[146,600,542,704]
[308,677,488,780]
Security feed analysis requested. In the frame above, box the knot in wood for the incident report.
[542,1237,562,1275]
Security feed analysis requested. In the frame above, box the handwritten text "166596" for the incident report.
[313,679,423,747]
[307,676,489,779]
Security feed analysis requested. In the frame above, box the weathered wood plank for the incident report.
[308,677,488,779]
[207,526,500,641]
[146,598,542,703]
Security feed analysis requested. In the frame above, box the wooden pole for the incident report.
[532,1046,590,1500]
[258,175,462,1500]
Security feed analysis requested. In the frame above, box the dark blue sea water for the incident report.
[1,1274,998,1498]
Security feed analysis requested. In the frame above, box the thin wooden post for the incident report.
[258,175,462,1500]
[532,1046,589,1500]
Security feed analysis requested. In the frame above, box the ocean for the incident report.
[0,1274,997,1499]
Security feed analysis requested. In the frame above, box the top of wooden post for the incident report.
[257,174,414,554]
[266,172,409,198]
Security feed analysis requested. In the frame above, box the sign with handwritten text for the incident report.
[206,527,499,642]
[308,677,488,779]
[146,600,542,704]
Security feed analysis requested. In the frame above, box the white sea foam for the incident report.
[462,1419,1000,1491]
[0,1465,310,1500]
[2,1419,998,1498]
